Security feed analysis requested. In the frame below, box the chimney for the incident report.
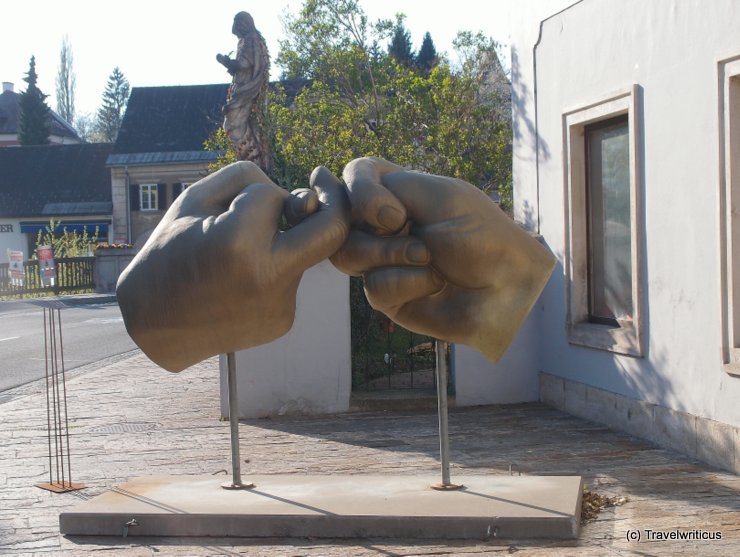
[2,82,13,93]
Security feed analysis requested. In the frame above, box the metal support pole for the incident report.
[43,310,53,486]
[222,352,254,490]
[431,340,462,490]
[36,305,84,493]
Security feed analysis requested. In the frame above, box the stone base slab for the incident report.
[60,474,582,540]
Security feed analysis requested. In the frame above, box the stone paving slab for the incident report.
[0,350,738,556]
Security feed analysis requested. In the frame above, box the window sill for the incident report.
[722,349,740,377]
[568,320,642,357]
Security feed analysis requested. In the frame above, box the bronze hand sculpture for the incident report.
[116,162,349,372]
[117,158,554,371]
[332,157,556,363]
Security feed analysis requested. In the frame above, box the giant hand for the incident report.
[332,157,556,363]
[116,161,350,372]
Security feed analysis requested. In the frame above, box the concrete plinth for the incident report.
[60,474,582,540]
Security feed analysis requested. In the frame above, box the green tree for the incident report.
[415,32,438,74]
[209,0,512,208]
[277,0,391,103]
[97,67,130,142]
[258,0,513,381]
[55,35,76,125]
[388,21,414,67]
[271,2,511,206]
[18,56,51,145]
[203,128,237,174]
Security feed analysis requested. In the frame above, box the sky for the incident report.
[1,0,520,121]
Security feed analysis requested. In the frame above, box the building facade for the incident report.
[0,143,113,258]
[107,84,228,246]
[466,0,740,473]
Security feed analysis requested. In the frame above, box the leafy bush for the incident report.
[34,218,99,258]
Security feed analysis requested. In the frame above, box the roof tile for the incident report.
[112,84,229,156]
[0,143,113,217]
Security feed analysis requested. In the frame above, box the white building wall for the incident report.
[511,0,576,232]
[453,0,577,406]
[455,309,541,406]
[0,219,26,257]
[518,0,740,428]
[220,260,351,418]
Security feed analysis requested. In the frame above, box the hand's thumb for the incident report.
[272,167,351,275]
[343,157,407,235]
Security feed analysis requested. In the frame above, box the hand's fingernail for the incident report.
[377,206,405,231]
[405,241,430,264]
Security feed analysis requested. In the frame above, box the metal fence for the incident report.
[350,276,441,391]
[0,257,95,297]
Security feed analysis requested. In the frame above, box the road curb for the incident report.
[0,293,117,313]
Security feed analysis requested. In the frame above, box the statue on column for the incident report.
[217,12,271,172]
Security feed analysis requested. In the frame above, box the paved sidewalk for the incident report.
[0,350,738,556]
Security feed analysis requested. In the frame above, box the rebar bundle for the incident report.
[36,305,84,493]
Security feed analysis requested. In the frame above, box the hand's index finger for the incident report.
[382,171,477,225]
[331,229,431,276]
[180,161,277,215]
[272,166,351,276]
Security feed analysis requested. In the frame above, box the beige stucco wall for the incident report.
[110,167,129,244]
[110,162,211,247]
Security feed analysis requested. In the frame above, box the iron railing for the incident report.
[350,276,439,391]
[0,257,95,297]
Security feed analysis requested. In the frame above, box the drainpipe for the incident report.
[533,22,543,236]
[125,167,131,244]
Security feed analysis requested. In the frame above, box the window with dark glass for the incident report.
[585,115,632,326]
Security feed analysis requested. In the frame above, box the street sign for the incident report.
[7,249,24,286]
[37,245,56,286]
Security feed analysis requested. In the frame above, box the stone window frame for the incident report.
[718,55,740,377]
[562,86,644,357]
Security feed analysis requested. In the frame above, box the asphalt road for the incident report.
[0,302,137,392]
